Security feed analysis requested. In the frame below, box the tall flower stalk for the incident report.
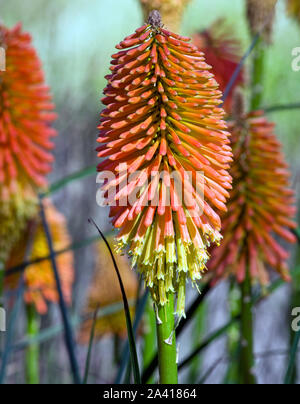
[97,10,232,383]
[208,99,297,383]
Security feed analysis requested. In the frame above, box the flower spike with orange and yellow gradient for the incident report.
[97,11,232,316]
[208,107,297,285]
[0,23,57,263]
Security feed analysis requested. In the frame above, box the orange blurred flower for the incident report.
[6,200,74,315]
[0,23,57,263]
[79,237,138,342]
[208,110,297,285]
[97,13,232,316]
[192,19,244,112]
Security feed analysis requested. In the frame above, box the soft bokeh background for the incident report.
[1,0,299,384]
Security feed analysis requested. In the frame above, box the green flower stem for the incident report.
[237,34,267,385]
[288,247,300,383]
[143,298,157,384]
[156,293,178,384]
[25,304,40,384]
[0,263,4,307]
[224,282,241,384]
[239,267,256,384]
[251,38,266,110]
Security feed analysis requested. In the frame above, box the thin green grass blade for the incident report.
[4,300,136,354]
[39,198,81,385]
[178,318,238,372]
[5,235,101,278]
[284,329,300,384]
[0,275,25,384]
[264,103,300,113]
[89,218,141,384]
[41,165,96,198]
[83,307,99,384]
[115,290,148,384]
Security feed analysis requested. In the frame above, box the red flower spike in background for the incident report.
[208,107,297,285]
[192,19,245,112]
[6,200,74,315]
[97,11,232,316]
[0,23,57,263]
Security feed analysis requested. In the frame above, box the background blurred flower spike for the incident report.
[246,0,278,43]
[139,0,192,32]
[0,23,57,265]
[208,106,297,285]
[192,19,245,112]
[5,200,74,315]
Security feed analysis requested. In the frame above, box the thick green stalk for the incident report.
[239,267,256,384]
[288,246,300,383]
[143,298,157,384]
[224,282,241,384]
[25,304,40,384]
[0,262,4,307]
[251,38,266,111]
[0,262,4,354]
[156,293,178,384]
[237,35,267,385]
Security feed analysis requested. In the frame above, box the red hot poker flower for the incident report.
[192,19,245,112]
[0,23,57,263]
[208,110,297,285]
[97,13,232,316]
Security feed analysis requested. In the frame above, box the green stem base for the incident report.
[25,304,40,384]
[156,294,178,384]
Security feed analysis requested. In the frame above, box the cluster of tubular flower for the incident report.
[97,16,232,316]
[192,19,244,111]
[0,23,57,264]
[208,110,296,285]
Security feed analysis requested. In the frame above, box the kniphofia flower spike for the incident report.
[208,109,297,285]
[0,23,57,263]
[97,11,232,316]
[192,19,244,112]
